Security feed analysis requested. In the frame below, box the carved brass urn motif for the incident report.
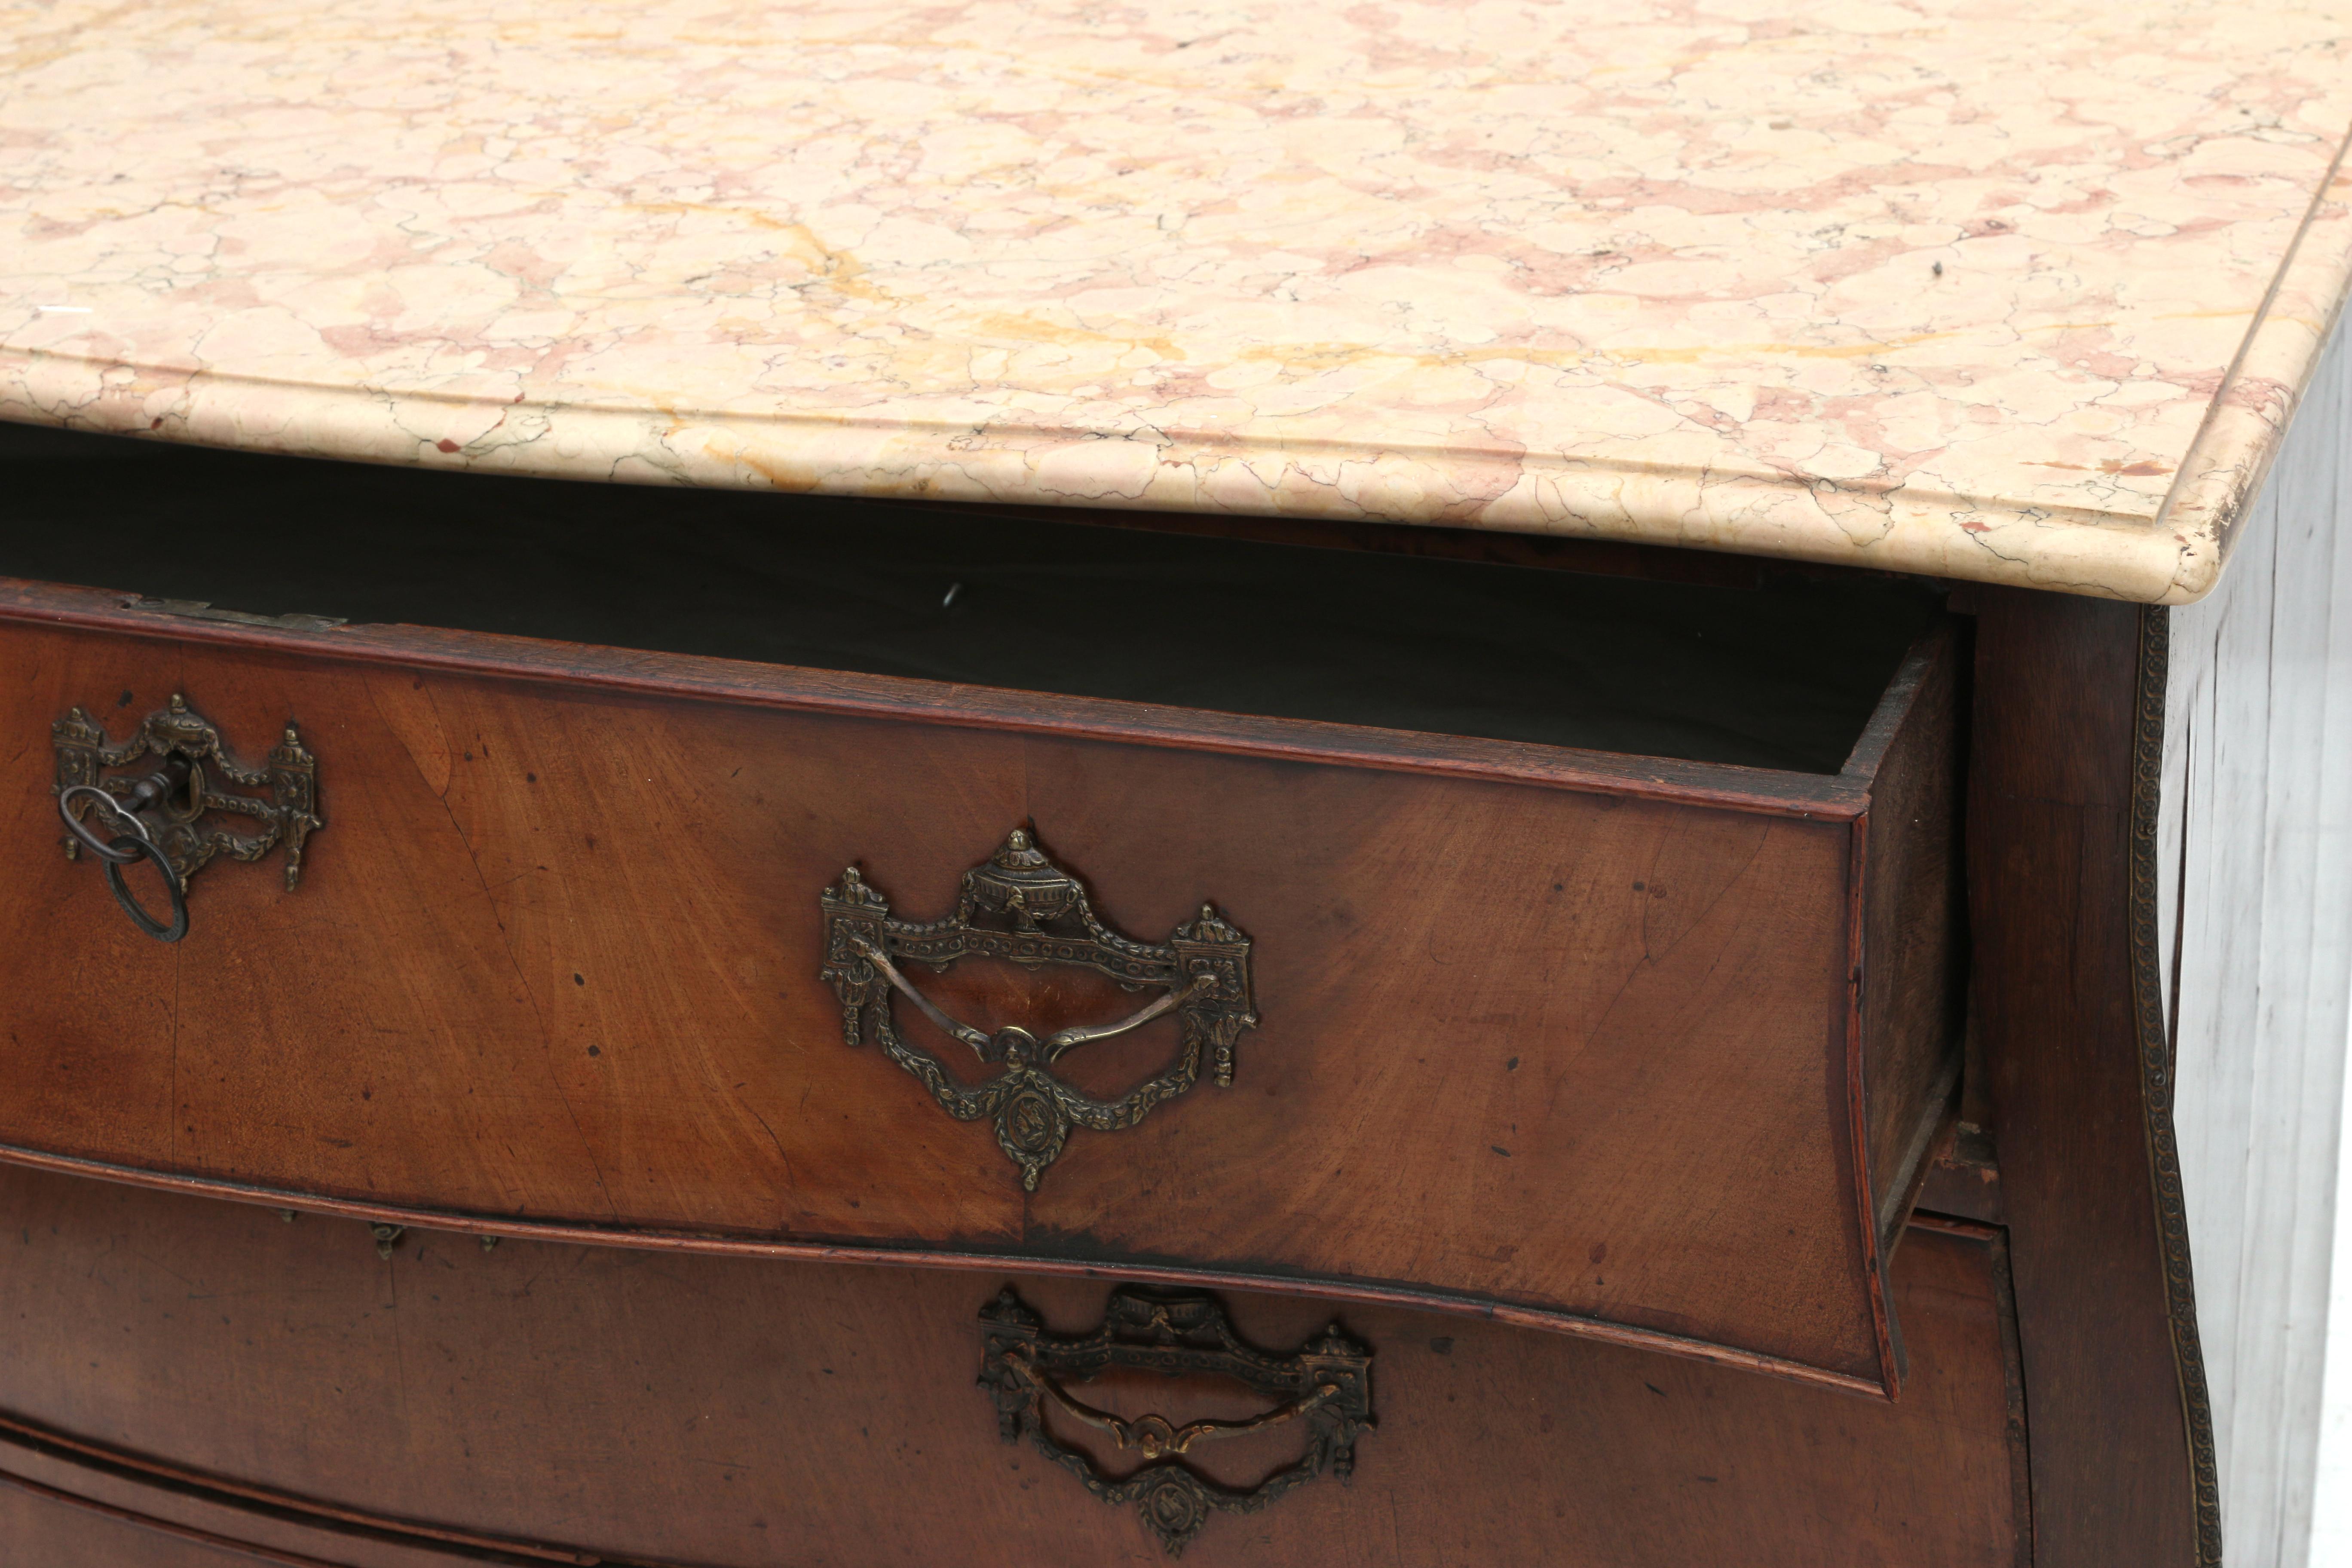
[818,828,1257,1189]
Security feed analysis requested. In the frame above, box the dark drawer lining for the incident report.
[0,421,1943,772]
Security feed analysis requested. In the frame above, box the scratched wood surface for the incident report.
[0,608,1957,1387]
[0,1167,2027,1568]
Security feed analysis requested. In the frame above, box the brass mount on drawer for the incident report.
[979,1285,1373,1556]
[819,828,1257,1189]
[52,695,321,941]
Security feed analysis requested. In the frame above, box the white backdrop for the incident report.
[2160,314,2352,1568]
[2317,1080,2352,1567]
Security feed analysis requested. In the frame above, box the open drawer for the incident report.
[0,427,1963,1395]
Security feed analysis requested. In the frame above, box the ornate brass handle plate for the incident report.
[52,695,321,942]
[820,829,1257,1189]
[979,1286,1374,1556]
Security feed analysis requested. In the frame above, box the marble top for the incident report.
[5,1,2351,602]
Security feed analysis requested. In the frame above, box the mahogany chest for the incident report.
[0,429,2011,1565]
[8,0,2347,1559]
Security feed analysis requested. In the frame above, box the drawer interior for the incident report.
[0,422,1943,772]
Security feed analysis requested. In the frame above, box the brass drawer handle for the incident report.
[821,829,1256,1190]
[980,1285,1374,1556]
[51,696,321,942]
[848,938,1201,1061]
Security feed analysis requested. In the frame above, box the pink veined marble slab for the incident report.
[3,0,2351,601]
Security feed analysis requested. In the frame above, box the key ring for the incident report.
[100,835,190,943]
[57,783,152,863]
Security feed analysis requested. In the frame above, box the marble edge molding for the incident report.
[2153,130,2352,605]
[7,135,2352,606]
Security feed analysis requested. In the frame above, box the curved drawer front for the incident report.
[0,1475,479,1568]
[0,1487,302,1568]
[0,587,1959,1393]
[0,1168,2023,1568]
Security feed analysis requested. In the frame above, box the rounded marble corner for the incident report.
[2154,541,2229,608]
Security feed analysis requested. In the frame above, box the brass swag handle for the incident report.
[52,695,321,942]
[820,829,1257,1190]
[979,1285,1374,1557]
[1011,1344,1342,1459]
[850,937,1201,1063]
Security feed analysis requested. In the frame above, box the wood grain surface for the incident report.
[1971,587,2205,1565]
[0,1484,318,1568]
[0,603,1957,1389]
[0,1167,2027,1568]
[1856,623,1968,1250]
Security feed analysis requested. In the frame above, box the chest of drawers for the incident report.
[0,432,1995,1562]
[7,2,2352,1563]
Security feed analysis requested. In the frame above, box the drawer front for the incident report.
[0,591,1957,1390]
[0,1475,473,1568]
[0,1487,279,1568]
[0,1167,2024,1568]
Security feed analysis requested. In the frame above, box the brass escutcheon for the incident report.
[819,828,1256,1189]
[978,1285,1374,1556]
[52,695,321,941]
